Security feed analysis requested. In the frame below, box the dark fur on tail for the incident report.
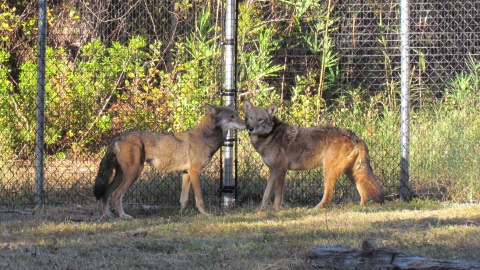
[93,149,117,200]
[354,140,385,203]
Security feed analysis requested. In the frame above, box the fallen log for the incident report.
[0,209,34,215]
[307,240,480,270]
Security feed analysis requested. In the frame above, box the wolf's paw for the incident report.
[119,213,134,220]
[197,208,211,216]
[256,204,270,213]
[199,211,211,216]
[101,211,115,219]
[313,203,328,210]
[179,206,191,216]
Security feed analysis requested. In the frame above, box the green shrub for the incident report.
[0,49,16,157]
[410,59,480,202]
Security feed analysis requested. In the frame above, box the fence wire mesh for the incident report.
[0,0,479,211]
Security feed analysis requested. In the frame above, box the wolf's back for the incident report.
[93,148,117,200]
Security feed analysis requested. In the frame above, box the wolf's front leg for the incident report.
[180,173,191,210]
[189,167,208,215]
[260,168,286,209]
[273,171,287,209]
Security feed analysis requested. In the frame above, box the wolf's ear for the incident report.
[206,104,217,115]
[266,104,277,117]
[226,103,234,109]
[244,100,254,114]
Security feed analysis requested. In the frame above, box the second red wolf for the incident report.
[243,100,384,209]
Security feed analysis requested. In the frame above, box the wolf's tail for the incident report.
[352,139,385,204]
[93,146,117,200]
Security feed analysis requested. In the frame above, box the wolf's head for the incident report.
[243,100,277,136]
[206,103,246,131]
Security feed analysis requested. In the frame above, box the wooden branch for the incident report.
[307,240,480,270]
[0,209,34,215]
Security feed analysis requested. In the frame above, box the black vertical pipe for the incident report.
[221,0,237,207]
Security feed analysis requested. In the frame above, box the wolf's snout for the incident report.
[246,124,254,132]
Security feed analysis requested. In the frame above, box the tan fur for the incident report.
[243,101,384,209]
[94,104,246,219]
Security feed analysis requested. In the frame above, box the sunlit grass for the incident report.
[1,200,480,269]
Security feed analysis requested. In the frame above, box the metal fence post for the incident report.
[35,0,47,206]
[400,0,412,202]
[220,0,237,207]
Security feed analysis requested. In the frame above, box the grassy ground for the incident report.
[1,200,480,269]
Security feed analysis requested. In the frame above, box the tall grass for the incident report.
[409,60,480,202]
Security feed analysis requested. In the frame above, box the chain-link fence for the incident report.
[1,0,479,210]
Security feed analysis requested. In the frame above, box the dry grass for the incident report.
[1,200,480,269]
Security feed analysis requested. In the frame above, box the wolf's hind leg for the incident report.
[101,168,123,218]
[315,156,347,208]
[315,169,340,209]
[344,168,369,206]
[112,164,144,219]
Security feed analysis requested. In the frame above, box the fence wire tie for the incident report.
[220,89,236,97]
[220,39,235,46]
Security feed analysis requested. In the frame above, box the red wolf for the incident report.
[94,104,246,219]
[243,100,384,209]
